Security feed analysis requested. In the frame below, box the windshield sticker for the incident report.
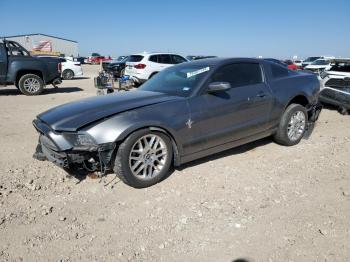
[187,67,210,78]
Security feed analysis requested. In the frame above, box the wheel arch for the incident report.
[149,72,159,79]
[16,70,44,86]
[285,94,310,109]
[115,125,181,167]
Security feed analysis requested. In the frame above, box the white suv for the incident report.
[124,52,188,84]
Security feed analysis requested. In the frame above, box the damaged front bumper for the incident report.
[32,119,116,175]
[33,135,116,174]
[304,102,323,139]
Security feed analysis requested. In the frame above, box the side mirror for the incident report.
[207,82,231,93]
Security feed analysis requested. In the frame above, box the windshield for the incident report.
[139,64,211,97]
[312,59,329,65]
[304,57,320,62]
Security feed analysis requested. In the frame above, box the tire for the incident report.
[114,129,173,188]
[62,69,74,80]
[273,103,308,146]
[18,74,44,95]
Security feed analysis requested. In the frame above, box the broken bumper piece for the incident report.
[33,135,116,174]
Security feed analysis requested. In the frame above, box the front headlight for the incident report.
[63,133,96,147]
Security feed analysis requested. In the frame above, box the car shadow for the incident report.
[176,137,272,172]
[70,77,90,80]
[0,86,83,96]
[321,103,349,115]
[64,137,272,186]
[43,87,83,94]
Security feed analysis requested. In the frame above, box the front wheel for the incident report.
[114,129,173,188]
[18,74,44,95]
[273,104,308,146]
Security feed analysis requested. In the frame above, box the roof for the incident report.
[131,52,184,56]
[1,33,77,43]
[185,57,267,66]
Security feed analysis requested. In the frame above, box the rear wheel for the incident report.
[273,104,307,146]
[18,74,44,95]
[114,129,173,188]
[62,69,74,80]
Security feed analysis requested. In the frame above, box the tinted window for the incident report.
[172,55,187,64]
[304,57,321,62]
[149,55,158,63]
[270,64,289,78]
[312,60,329,65]
[330,64,350,73]
[211,63,263,88]
[158,54,172,64]
[128,55,144,62]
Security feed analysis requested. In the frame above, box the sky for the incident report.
[1,0,350,59]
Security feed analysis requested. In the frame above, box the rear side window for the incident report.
[171,55,187,64]
[128,55,144,62]
[270,64,289,78]
[149,55,158,63]
[211,63,263,88]
[158,54,172,64]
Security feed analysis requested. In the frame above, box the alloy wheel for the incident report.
[129,134,168,180]
[23,78,40,93]
[287,111,306,141]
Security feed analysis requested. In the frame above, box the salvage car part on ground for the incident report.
[94,71,133,95]
[33,58,322,188]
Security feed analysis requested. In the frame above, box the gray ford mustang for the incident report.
[33,58,322,188]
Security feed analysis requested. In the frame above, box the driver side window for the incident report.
[211,63,263,88]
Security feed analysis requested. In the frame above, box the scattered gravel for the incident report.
[0,65,349,261]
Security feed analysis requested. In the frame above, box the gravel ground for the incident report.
[0,65,349,262]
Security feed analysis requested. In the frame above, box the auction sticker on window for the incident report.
[187,67,210,78]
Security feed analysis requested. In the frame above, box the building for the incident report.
[2,33,78,57]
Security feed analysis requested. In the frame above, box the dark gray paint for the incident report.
[33,58,320,167]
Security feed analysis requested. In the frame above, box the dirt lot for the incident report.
[0,65,349,262]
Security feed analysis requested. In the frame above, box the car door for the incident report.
[184,62,274,154]
[0,43,7,82]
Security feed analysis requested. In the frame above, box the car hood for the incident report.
[37,91,181,132]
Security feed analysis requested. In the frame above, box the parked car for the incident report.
[284,60,298,70]
[304,59,331,74]
[33,58,322,188]
[88,53,111,64]
[0,40,62,95]
[319,58,350,114]
[102,56,128,78]
[67,56,86,64]
[124,52,188,84]
[301,56,322,68]
[37,56,84,80]
[293,59,303,68]
[186,55,217,61]
[61,58,83,80]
